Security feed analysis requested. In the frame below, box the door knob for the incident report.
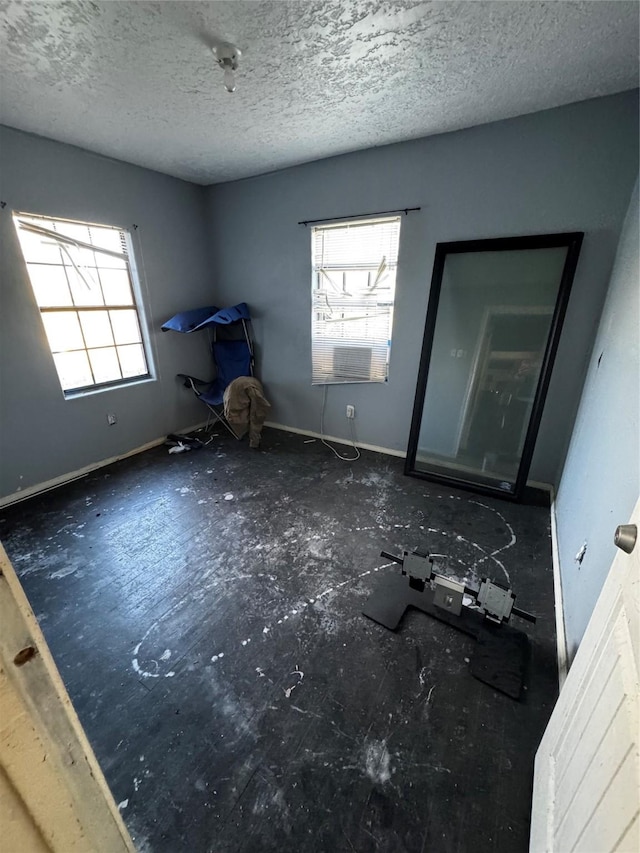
[614,524,637,554]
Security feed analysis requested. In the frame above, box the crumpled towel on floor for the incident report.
[223,377,271,448]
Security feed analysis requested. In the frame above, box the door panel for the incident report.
[530,499,639,852]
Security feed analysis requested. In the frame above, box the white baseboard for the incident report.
[265,423,555,497]
[0,421,208,509]
[263,421,407,459]
[549,486,569,690]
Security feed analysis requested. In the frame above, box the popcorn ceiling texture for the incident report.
[0,0,638,184]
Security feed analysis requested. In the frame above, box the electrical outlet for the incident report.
[107,413,117,426]
[346,405,355,419]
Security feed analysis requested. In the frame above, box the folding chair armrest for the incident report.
[176,373,212,396]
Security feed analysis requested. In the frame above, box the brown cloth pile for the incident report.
[223,376,271,448]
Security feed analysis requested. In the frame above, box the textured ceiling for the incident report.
[0,1,638,185]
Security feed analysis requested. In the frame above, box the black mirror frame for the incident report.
[405,231,584,502]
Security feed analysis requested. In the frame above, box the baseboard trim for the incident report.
[264,424,554,497]
[549,487,569,690]
[0,421,208,509]
[264,421,407,459]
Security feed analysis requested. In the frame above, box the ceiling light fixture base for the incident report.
[212,43,241,94]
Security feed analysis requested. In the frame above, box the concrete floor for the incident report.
[0,427,558,852]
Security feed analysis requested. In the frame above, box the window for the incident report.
[14,213,152,395]
[311,216,401,384]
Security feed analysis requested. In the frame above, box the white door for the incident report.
[530,499,640,852]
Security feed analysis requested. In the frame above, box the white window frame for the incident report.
[13,212,154,397]
[311,216,401,385]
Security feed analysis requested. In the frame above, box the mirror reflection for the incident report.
[413,245,570,494]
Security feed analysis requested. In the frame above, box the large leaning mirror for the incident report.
[405,233,584,500]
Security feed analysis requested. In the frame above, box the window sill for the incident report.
[63,375,155,400]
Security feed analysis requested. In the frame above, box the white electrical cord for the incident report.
[319,384,361,461]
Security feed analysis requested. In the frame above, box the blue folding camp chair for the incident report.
[161,302,254,438]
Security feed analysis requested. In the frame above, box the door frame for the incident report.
[405,231,584,501]
[455,305,554,456]
[0,543,135,851]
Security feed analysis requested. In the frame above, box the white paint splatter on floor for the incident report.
[364,739,391,784]
[283,664,304,699]
[132,641,159,678]
[130,491,519,682]
[48,564,83,580]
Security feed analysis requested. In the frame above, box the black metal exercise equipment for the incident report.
[362,548,537,700]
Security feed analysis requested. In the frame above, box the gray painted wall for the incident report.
[0,126,211,499]
[206,91,638,486]
[1,92,637,501]
[555,179,639,660]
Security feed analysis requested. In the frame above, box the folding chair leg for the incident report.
[206,405,242,440]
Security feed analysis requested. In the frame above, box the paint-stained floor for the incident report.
[0,428,558,853]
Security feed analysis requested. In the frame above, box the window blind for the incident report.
[311,216,401,384]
